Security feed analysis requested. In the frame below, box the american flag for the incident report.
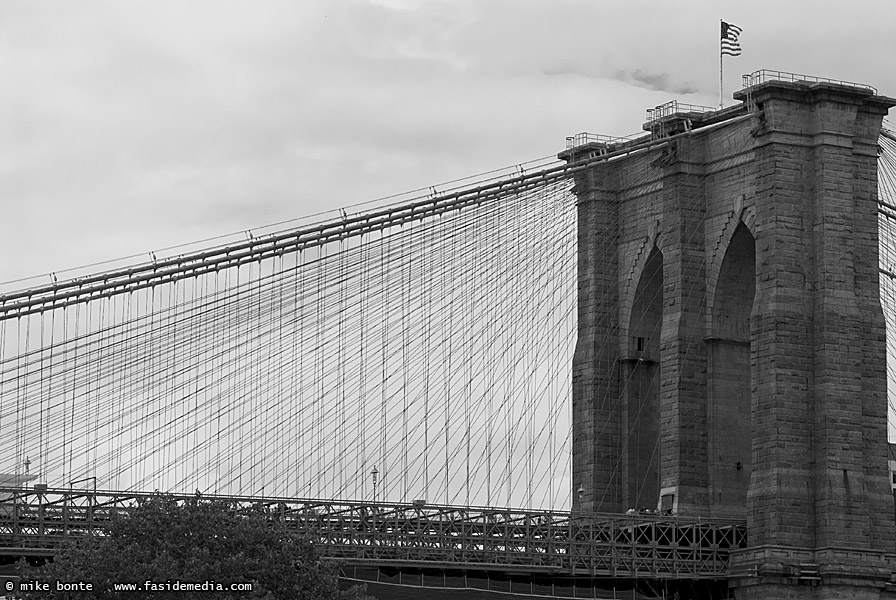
[721,21,743,56]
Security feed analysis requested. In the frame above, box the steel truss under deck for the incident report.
[0,488,745,579]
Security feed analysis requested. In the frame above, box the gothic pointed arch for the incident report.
[706,204,755,336]
[620,223,662,348]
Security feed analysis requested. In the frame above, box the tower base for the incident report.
[729,545,894,600]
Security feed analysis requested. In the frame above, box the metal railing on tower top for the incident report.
[645,100,715,124]
[564,132,640,150]
[741,69,878,94]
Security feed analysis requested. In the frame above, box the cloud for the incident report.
[536,63,701,97]
[615,69,701,95]
[3,0,895,286]
[538,62,603,80]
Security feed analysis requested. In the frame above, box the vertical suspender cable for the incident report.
[358,234,368,501]
[380,230,389,502]
[401,222,409,502]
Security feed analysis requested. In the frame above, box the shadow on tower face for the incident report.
[625,246,663,511]
[708,222,755,519]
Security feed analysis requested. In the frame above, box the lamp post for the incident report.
[371,467,379,504]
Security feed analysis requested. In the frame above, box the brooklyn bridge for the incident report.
[1,70,896,599]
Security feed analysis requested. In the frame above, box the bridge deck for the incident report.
[0,488,745,579]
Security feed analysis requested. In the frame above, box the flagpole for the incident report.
[719,20,724,108]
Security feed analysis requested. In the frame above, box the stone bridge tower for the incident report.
[563,73,896,599]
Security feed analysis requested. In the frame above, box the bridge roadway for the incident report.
[0,487,745,580]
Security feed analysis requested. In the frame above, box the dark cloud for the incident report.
[616,69,701,95]
[537,63,701,98]
[539,62,603,80]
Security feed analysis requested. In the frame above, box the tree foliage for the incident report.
[16,493,371,600]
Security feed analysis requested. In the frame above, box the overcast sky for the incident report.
[2,0,894,283]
